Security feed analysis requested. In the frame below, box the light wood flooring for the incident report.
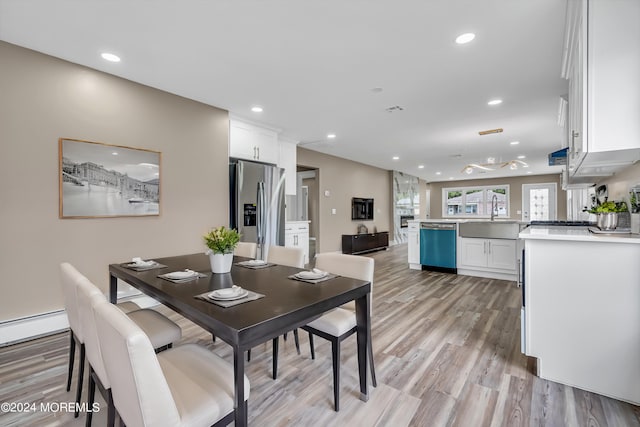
[1,244,639,426]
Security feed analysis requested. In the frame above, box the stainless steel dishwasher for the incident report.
[419,222,457,273]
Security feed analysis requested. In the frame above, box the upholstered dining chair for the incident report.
[246,245,305,378]
[94,298,250,427]
[60,262,181,422]
[300,252,377,411]
[234,241,257,259]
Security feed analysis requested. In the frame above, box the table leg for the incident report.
[233,346,247,427]
[355,292,370,402]
[109,274,117,304]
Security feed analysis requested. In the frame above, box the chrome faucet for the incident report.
[491,194,498,221]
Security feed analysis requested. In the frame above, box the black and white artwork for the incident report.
[59,138,161,218]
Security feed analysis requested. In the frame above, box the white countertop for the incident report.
[408,219,528,224]
[285,220,311,224]
[519,226,640,244]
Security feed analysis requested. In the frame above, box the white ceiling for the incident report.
[0,0,568,182]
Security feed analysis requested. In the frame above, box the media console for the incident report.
[342,232,389,255]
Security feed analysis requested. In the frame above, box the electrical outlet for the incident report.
[331,208,336,215]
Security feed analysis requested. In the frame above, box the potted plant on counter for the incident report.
[203,226,240,273]
[589,201,628,230]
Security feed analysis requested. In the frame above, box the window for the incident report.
[443,185,509,218]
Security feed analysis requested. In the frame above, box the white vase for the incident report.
[208,252,234,274]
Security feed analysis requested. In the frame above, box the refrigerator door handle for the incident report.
[256,181,266,247]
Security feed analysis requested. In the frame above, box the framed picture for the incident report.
[59,138,161,218]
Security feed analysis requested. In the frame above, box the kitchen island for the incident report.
[520,226,640,405]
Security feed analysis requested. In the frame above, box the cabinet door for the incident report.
[229,121,259,160]
[253,128,279,164]
[407,230,420,264]
[487,239,517,271]
[458,238,487,268]
[298,231,309,264]
[284,232,296,248]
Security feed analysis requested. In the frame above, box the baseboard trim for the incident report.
[0,310,69,347]
[0,294,159,347]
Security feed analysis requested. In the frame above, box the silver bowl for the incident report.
[596,212,618,230]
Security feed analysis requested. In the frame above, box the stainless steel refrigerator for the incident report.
[229,159,285,260]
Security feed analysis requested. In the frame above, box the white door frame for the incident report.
[522,183,557,222]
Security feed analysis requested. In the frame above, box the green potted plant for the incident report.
[203,226,240,273]
[588,201,628,230]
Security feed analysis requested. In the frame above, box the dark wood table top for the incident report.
[109,253,371,349]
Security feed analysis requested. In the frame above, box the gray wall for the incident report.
[297,148,392,253]
[0,42,229,321]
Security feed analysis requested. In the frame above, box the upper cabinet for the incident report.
[562,0,640,179]
[229,118,298,195]
[229,119,279,164]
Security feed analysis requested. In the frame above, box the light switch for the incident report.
[516,210,522,214]
[331,208,336,215]
[324,190,331,197]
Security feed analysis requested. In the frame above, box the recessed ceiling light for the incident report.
[455,33,476,44]
[510,141,520,145]
[518,155,526,159]
[418,165,425,169]
[436,171,442,175]
[392,156,399,160]
[101,52,121,62]
[327,133,336,139]
[112,152,118,155]
[527,171,532,174]
[487,99,503,106]
[449,177,454,180]
[251,106,263,113]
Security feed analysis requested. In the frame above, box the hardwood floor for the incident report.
[1,244,639,426]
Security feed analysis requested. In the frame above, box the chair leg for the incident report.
[211,333,216,342]
[272,337,279,380]
[308,331,315,360]
[66,330,76,392]
[247,349,251,362]
[293,329,301,355]
[74,343,85,418]
[283,331,288,341]
[368,338,377,387]
[107,389,116,427]
[86,368,96,427]
[331,339,340,412]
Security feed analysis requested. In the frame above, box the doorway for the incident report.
[522,183,557,221]
[297,167,319,260]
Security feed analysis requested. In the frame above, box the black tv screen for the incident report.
[352,198,374,220]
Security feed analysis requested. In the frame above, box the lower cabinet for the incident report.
[342,232,389,255]
[407,223,420,268]
[458,237,517,277]
[284,222,309,264]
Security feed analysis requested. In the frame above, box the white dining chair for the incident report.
[234,241,257,259]
[94,298,250,427]
[246,245,305,378]
[60,262,182,422]
[300,252,377,411]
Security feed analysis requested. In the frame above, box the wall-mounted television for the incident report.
[352,197,374,220]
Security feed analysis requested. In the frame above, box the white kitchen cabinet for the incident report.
[521,227,640,405]
[285,221,309,264]
[229,119,279,164]
[563,0,640,179]
[278,139,297,196]
[407,221,421,269]
[457,237,517,280]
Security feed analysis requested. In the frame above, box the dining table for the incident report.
[108,253,372,427]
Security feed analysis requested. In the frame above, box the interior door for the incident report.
[522,183,557,222]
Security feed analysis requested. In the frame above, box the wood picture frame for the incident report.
[59,138,161,218]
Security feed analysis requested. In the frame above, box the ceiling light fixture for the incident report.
[392,156,399,160]
[510,141,520,145]
[461,159,528,174]
[455,33,476,44]
[418,165,425,169]
[112,152,118,155]
[517,155,526,159]
[251,106,263,113]
[327,133,336,139]
[436,171,442,175]
[487,99,503,106]
[101,52,121,62]
[478,128,503,136]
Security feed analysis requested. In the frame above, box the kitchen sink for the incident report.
[458,221,522,239]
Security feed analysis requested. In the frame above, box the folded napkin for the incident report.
[158,270,207,283]
[123,258,167,271]
[289,271,337,284]
[236,260,275,269]
[195,289,265,308]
